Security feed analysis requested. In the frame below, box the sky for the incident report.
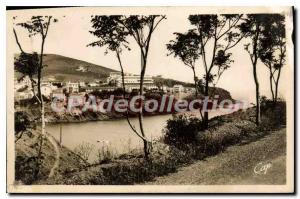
[7,7,293,103]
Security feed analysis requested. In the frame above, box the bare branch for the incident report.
[13,28,24,53]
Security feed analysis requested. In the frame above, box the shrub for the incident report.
[260,98,286,129]
[15,111,35,142]
[74,142,95,162]
[163,115,202,149]
[196,123,243,156]
[15,155,38,184]
[96,145,115,164]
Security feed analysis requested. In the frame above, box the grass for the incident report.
[15,127,88,184]
[146,128,286,185]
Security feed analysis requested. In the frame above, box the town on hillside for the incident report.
[14,71,195,103]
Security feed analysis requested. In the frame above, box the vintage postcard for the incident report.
[6,6,294,193]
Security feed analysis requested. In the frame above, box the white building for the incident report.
[106,72,157,92]
[173,84,184,93]
[79,81,86,87]
[66,81,79,93]
[36,81,58,98]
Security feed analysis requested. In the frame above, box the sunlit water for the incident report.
[46,107,240,162]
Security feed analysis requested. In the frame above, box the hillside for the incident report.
[41,54,117,82]
[15,54,117,82]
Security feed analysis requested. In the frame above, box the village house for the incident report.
[79,81,86,87]
[65,81,79,93]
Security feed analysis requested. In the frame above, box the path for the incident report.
[46,132,60,178]
[146,128,286,185]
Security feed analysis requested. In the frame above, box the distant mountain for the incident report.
[15,54,117,82]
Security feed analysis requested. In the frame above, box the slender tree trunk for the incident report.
[192,68,198,97]
[139,53,149,160]
[203,77,209,129]
[269,66,275,102]
[199,33,209,129]
[35,36,46,179]
[39,37,46,136]
[274,66,282,104]
[192,68,204,121]
[116,51,147,142]
[253,66,261,125]
[252,25,261,125]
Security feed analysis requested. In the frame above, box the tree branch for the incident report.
[217,15,242,40]
[13,28,25,53]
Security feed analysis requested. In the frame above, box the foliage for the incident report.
[167,30,201,68]
[96,145,115,164]
[88,15,130,53]
[74,142,95,162]
[258,14,286,102]
[15,111,35,142]
[17,16,57,36]
[15,155,39,184]
[240,14,286,124]
[168,14,244,129]
[14,52,39,78]
[163,115,202,149]
[260,97,286,128]
[153,76,194,88]
[258,15,285,65]
[241,14,285,64]
[188,14,243,86]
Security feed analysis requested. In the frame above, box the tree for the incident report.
[258,14,286,103]
[14,16,57,178]
[121,16,166,159]
[14,52,40,100]
[88,15,165,159]
[240,14,281,125]
[88,15,146,143]
[173,14,244,129]
[167,30,201,96]
[166,30,204,120]
[15,111,35,142]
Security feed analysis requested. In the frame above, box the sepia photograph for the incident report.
[6,6,294,193]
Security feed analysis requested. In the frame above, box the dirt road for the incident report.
[146,128,286,185]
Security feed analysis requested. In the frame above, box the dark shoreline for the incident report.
[45,111,175,124]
